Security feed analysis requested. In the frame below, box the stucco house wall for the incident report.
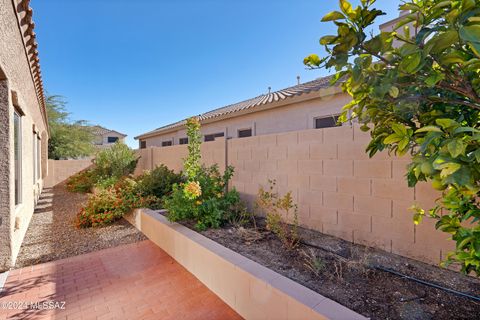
[0,0,49,271]
[140,89,350,148]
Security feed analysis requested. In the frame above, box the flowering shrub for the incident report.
[94,142,138,180]
[76,178,160,228]
[163,117,240,230]
[165,165,240,230]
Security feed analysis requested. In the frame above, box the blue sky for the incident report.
[34,0,399,147]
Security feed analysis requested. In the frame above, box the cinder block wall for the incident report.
[44,159,92,188]
[135,128,453,265]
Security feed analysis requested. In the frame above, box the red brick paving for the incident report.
[0,240,242,320]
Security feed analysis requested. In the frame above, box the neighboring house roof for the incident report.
[13,0,48,132]
[89,125,127,137]
[135,75,338,139]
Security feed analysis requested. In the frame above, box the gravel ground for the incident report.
[14,182,146,269]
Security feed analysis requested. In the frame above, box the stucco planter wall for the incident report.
[126,208,366,320]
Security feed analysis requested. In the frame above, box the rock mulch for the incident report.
[14,181,146,269]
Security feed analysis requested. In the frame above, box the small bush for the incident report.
[76,177,160,228]
[66,168,96,193]
[256,180,300,250]
[135,165,184,199]
[164,165,240,230]
[94,142,138,180]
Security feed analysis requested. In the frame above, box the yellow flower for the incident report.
[196,200,203,205]
[184,181,202,199]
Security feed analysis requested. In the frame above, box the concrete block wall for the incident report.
[135,138,226,175]
[134,127,454,266]
[44,159,92,188]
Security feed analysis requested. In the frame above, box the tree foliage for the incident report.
[305,0,480,275]
[46,95,95,159]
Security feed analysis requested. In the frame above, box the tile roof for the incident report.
[14,0,48,131]
[136,75,336,139]
[88,125,127,137]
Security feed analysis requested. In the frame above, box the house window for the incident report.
[314,115,340,129]
[179,137,188,145]
[162,140,173,147]
[37,136,41,181]
[140,140,146,149]
[204,132,224,142]
[107,136,119,143]
[33,132,37,183]
[238,128,252,138]
[14,111,22,205]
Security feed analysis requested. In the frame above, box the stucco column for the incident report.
[0,78,12,271]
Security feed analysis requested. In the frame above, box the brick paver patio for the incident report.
[0,240,242,320]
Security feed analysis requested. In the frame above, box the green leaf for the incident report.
[430,31,459,54]
[384,133,402,144]
[473,149,480,162]
[321,11,346,22]
[436,118,459,130]
[452,126,480,135]
[447,140,466,158]
[339,0,353,16]
[459,25,480,44]
[398,137,410,151]
[391,123,407,135]
[388,86,399,98]
[415,125,443,133]
[400,52,422,73]
[425,72,445,86]
[320,35,337,45]
[439,162,462,178]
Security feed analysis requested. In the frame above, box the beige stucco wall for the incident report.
[0,0,49,271]
[44,159,93,188]
[140,90,350,148]
[134,125,453,267]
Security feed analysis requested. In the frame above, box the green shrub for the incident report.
[164,165,240,230]
[66,168,96,193]
[162,117,240,230]
[94,142,138,180]
[135,165,184,199]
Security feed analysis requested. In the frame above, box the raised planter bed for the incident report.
[126,208,366,320]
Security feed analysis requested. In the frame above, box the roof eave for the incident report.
[134,85,343,140]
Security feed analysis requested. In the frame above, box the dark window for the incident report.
[238,128,252,138]
[204,132,224,142]
[140,140,146,149]
[14,111,22,205]
[162,140,173,147]
[107,136,119,143]
[179,137,188,145]
[315,115,340,129]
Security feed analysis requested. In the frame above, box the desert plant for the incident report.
[66,168,96,193]
[163,117,240,230]
[304,0,480,275]
[135,165,184,199]
[93,142,138,180]
[76,177,160,228]
[256,180,300,250]
[301,248,325,277]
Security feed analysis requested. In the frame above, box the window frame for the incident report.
[314,115,341,129]
[13,110,22,205]
[107,136,119,143]
[204,132,225,142]
[161,140,173,147]
[179,137,188,145]
[237,128,253,138]
[139,140,147,149]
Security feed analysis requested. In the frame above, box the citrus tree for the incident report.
[304,0,480,275]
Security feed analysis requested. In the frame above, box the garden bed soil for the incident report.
[13,182,146,270]
[180,217,480,320]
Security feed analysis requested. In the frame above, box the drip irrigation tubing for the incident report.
[299,240,480,302]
